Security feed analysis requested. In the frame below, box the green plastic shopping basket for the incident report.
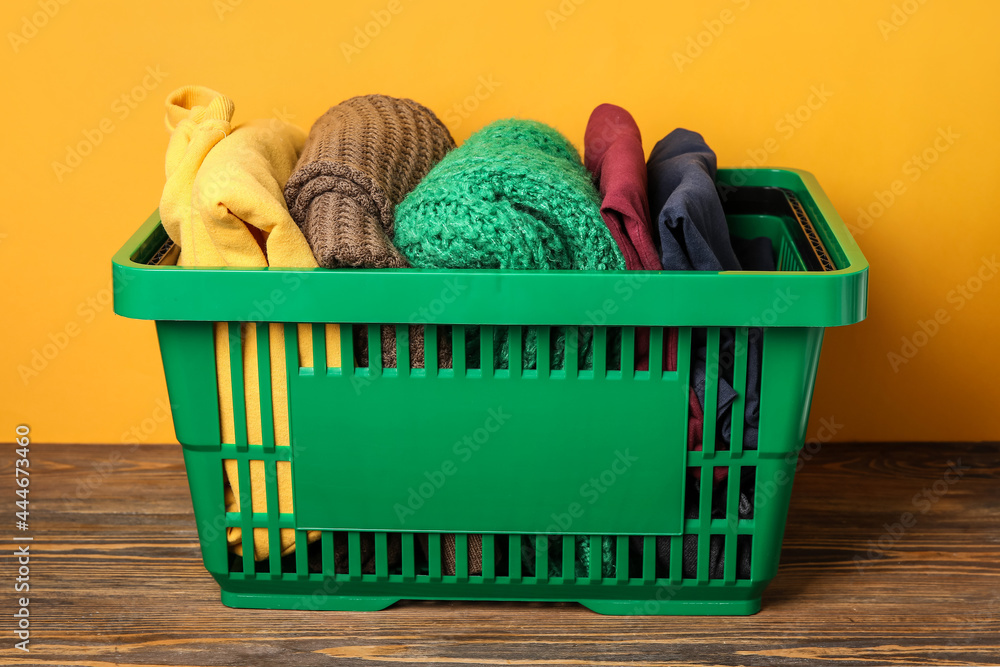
[112,168,868,615]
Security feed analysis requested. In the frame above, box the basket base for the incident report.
[579,597,761,616]
[219,588,762,615]
[221,590,400,612]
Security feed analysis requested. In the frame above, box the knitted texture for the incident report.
[575,535,616,578]
[416,533,484,577]
[284,94,456,269]
[354,324,453,371]
[394,119,625,271]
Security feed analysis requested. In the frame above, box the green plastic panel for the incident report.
[155,320,220,448]
[287,325,687,536]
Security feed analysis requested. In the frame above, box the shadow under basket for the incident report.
[112,168,868,615]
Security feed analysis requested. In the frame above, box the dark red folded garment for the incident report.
[584,104,662,272]
[585,105,711,479]
[586,103,667,375]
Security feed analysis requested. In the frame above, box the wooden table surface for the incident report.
[1,440,997,667]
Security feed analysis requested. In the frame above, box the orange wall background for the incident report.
[2,1,997,444]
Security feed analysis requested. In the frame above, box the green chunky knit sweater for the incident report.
[394,119,625,271]
[397,120,622,578]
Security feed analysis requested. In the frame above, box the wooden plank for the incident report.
[0,442,997,666]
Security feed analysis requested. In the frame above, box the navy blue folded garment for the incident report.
[648,130,776,452]
[647,129,742,272]
[717,327,761,449]
[631,468,754,580]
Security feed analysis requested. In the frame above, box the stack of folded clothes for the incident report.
[157,88,775,581]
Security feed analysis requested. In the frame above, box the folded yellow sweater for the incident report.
[159,85,340,560]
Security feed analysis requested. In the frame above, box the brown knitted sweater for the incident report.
[284,95,456,269]
[355,324,453,371]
